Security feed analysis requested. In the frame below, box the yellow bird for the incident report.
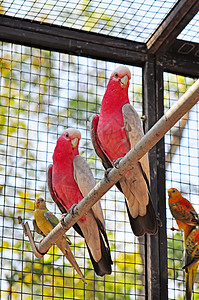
[33,197,86,284]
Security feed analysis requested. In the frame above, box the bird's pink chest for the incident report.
[97,116,130,161]
[52,166,83,211]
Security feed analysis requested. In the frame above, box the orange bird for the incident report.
[168,188,199,299]
[168,188,199,241]
[183,227,199,300]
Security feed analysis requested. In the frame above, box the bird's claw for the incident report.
[60,213,68,228]
[104,168,112,180]
[69,204,78,216]
[113,158,123,169]
[170,226,179,231]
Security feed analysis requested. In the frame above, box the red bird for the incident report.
[47,128,112,276]
[91,65,158,236]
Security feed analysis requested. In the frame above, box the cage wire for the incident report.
[0,0,199,299]
[164,73,199,299]
[1,0,177,42]
[0,42,145,299]
[178,11,199,43]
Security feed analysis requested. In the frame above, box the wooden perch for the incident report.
[20,79,199,256]
[18,216,45,258]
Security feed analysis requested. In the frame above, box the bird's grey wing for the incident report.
[121,103,149,216]
[122,103,150,181]
[33,219,45,236]
[73,155,113,272]
[121,104,158,236]
[73,155,105,228]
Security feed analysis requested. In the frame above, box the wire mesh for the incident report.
[0,42,145,299]
[0,0,177,42]
[0,1,198,297]
[178,11,199,43]
[164,73,199,300]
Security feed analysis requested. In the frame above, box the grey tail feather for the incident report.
[85,216,112,276]
[74,217,112,276]
[86,232,112,276]
[116,161,158,236]
[125,196,158,236]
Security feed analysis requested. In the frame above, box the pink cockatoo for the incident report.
[90,65,158,236]
[47,128,112,276]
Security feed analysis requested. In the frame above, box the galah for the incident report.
[47,128,112,277]
[91,65,158,236]
[33,197,87,284]
[168,188,199,240]
[183,227,199,300]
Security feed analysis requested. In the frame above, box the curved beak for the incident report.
[168,191,171,198]
[71,137,79,149]
[120,75,128,88]
[35,198,40,208]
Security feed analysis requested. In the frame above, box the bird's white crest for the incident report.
[62,128,81,140]
[111,65,131,80]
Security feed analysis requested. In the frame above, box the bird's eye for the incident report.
[115,73,118,78]
[66,133,69,137]
[172,190,175,193]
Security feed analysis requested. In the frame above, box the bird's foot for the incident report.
[104,168,112,182]
[60,213,68,228]
[170,226,179,231]
[69,204,78,216]
[113,158,123,169]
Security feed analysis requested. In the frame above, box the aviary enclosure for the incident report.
[0,0,199,299]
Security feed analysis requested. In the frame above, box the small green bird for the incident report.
[33,197,86,284]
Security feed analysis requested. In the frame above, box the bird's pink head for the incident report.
[53,128,81,161]
[109,65,131,90]
[101,66,131,112]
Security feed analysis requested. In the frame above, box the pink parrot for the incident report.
[47,128,112,276]
[91,65,158,236]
